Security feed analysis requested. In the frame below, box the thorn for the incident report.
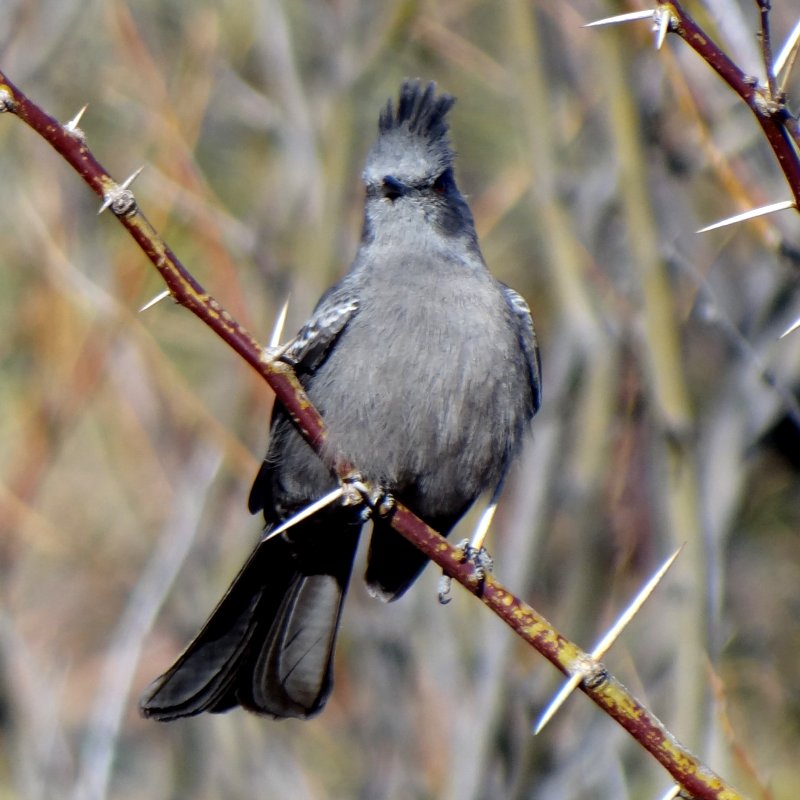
[590,545,682,658]
[697,199,795,232]
[64,104,88,133]
[120,166,144,191]
[779,315,800,339]
[534,672,585,735]
[655,8,671,50]
[583,10,655,29]
[260,487,345,543]
[270,296,290,348]
[98,167,144,215]
[773,18,800,76]
[138,289,171,312]
[469,499,499,553]
[534,546,683,734]
[468,472,507,552]
[658,785,682,800]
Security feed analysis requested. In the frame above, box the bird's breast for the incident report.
[307,268,530,511]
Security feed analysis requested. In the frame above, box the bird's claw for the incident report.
[438,539,494,604]
[341,474,394,522]
[438,574,453,604]
[455,538,494,581]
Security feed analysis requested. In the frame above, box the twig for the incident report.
[0,67,746,800]
[756,0,778,98]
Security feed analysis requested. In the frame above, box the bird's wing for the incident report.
[248,285,360,516]
[279,286,360,375]
[501,284,542,414]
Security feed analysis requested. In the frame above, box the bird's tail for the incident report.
[140,520,361,720]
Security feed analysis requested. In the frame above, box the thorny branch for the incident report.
[666,0,800,206]
[0,66,745,800]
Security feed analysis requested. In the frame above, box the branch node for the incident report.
[63,104,88,142]
[581,657,609,690]
[0,87,16,112]
[98,186,138,217]
[98,167,143,217]
[753,88,773,116]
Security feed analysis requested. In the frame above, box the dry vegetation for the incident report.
[1,1,799,798]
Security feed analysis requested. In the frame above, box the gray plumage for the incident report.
[140,80,541,721]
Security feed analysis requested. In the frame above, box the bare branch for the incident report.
[756,0,778,97]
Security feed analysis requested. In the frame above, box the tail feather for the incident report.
[140,521,360,720]
[252,570,344,715]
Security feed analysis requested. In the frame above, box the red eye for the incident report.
[432,170,452,194]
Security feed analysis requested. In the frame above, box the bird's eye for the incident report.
[432,171,450,194]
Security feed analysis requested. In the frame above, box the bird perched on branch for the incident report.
[141,80,541,721]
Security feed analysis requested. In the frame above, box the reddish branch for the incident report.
[668,0,800,208]
[0,67,745,799]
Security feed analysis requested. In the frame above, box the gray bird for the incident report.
[140,80,541,721]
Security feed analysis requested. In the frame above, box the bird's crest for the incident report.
[378,81,455,146]
[364,80,456,186]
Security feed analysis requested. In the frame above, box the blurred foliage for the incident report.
[1,1,800,798]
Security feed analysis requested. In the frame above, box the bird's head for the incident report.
[361,81,475,242]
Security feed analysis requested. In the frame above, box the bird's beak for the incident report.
[381,175,407,202]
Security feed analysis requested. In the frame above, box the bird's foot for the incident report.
[455,538,495,580]
[438,574,453,604]
[341,473,394,523]
[438,539,495,604]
